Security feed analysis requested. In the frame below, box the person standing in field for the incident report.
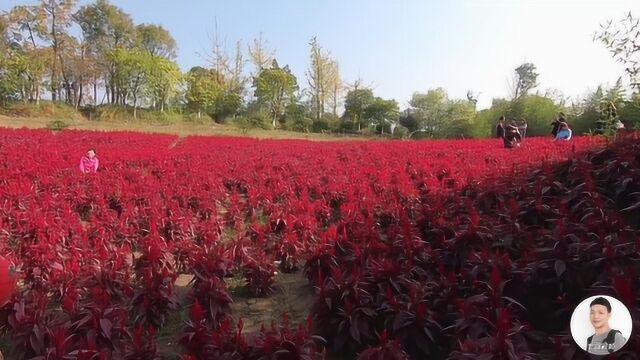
[496,116,505,139]
[518,118,528,140]
[79,148,99,173]
[503,120,522,148]
[551,112,566,138]
[554,122,572,141]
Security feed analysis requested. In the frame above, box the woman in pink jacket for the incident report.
[79,148,99,173]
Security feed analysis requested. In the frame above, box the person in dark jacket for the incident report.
[496,116,505,138]
[503,120,522,148]
[551,112,566,137]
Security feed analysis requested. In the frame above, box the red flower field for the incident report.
[0,128,638,359]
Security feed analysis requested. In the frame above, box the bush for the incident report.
[322,113,340,131]
[248,111,273,130]
[374,123,392,135]
[392,125,408,139]
[183,113,211,124]
[233,116,252,134]
[409,131,432,140]
[46,119,70,131]
[311,119,330,133]
[287,116,312,132]
[619,94,640,130]
[233,113,271,133]
[399,113,419,133]
[337,120,356,133]
[87,105,187,124]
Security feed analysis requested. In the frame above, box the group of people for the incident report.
[496,112,574,148]
[496,116,527,148]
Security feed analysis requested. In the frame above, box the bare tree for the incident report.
[248,32,274,75]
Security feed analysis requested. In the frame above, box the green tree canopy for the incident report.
[344,88,374,131]
[253,59,298,128]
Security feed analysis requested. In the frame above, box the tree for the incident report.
[6,5,44,103]
[399,110,420,133]
[247,32,274,75]
[466,90,479,109]
[185,66,222,119]
[12,47,51,103]
[442,99,475,138]
[0,50,22,105]
[0,12,8,50]
[57,34,84,106]
[519,95,562,135]
[211,91,242,123]
[619,92,640,129]
[595,100,620,138]
[363,97,399,135]
[306,37,334,121]
[326,60,343,115]
[543,88,567,108]
[108,48,148,117]
[573,86,605,135]
[0,13,19,105]
[136,23,177,59]
[595,12,640,90]
[145,55,181,112]
[207,26,245,120]
[285,101,313,132]
[253,59,298,128]
[344,88,374,131]
[512,62,539,100]
[36,0,79,101]
[604,77,626,104]
[74,0,136,104]
[409,88,449,137]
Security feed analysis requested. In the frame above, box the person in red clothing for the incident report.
[79,148,99,173]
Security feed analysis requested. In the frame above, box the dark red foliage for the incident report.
[1,128,639,359]
[242,256,276,298]
[357,331,409,360]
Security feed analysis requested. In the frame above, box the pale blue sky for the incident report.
[1,0,637,109]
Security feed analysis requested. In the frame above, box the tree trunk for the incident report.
[333,86,338,116]
[50,0,58,102]
[110,82,116,105]
[93,76,98,105]
[35,83,40,105]
[77,78,83,110]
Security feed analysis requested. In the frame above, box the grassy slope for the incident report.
[0,115,369,141]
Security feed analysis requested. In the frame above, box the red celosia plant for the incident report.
[1,127,638,359]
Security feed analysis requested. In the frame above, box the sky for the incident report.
[1,0,637,109]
